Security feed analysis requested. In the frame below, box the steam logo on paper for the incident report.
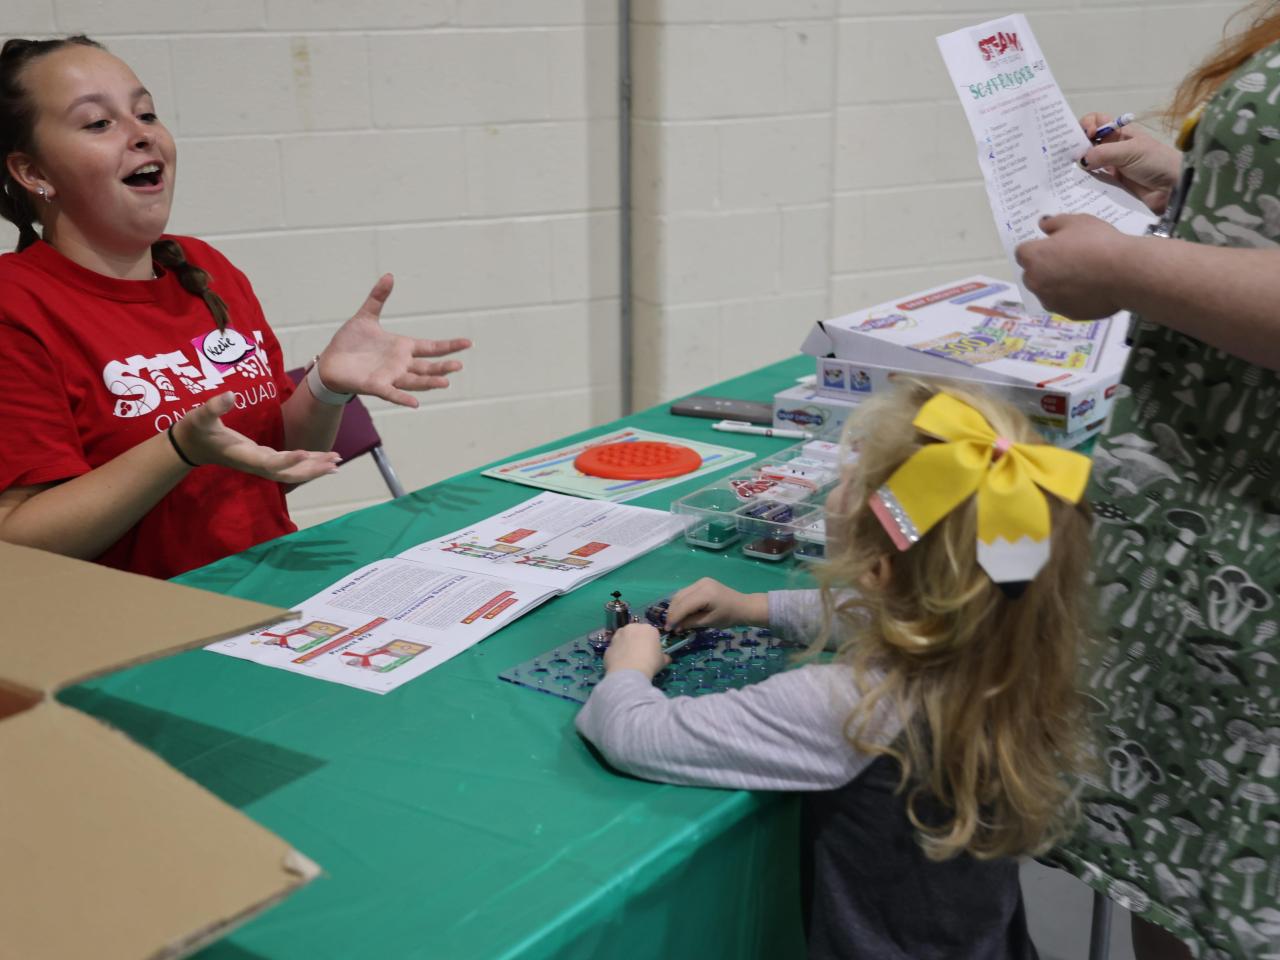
[195,328,256,372]
[976,29,1021,64]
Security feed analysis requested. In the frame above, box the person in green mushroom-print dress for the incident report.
[1016,28,1280,960]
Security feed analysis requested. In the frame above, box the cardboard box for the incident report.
[772,385,860,437]
[801,276,1130,433]
[812,356,1110,447]
[0,542,317,960]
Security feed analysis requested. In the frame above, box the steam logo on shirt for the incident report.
[102,326,273,420]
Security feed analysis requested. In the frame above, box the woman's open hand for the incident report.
[316,274,472,408]
[173,392,342,483]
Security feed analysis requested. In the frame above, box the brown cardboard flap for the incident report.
[0,542,288,694]
[0,703,319,960]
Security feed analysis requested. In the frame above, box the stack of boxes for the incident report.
[776,275,1131,449]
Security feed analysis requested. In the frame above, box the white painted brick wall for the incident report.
[1,3,621,528]
[630,4,837,408]
[630,1,1243,415]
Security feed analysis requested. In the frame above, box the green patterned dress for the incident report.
[1051,42,1280,959]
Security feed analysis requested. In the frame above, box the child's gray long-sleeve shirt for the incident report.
[574,590,902,792]
[577,591,1039,960]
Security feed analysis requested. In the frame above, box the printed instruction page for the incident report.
[207,559,544,694]
[207,493,685,693]
[936,14,1155,312]
[397,492,686,587]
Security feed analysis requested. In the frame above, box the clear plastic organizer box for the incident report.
[671,441,850,564]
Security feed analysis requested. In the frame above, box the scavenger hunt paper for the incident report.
[936,14,1155,313]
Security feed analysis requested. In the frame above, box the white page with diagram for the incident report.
[395,491,685,589]
[206,492,685,693]
[936,14,1156,313]
[205,558,554,694]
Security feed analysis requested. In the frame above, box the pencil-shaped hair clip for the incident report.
[867,394,1092,594]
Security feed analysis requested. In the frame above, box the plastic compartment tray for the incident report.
[737,500,819,562]
[498,597,805,705]
[671,441,835,562]
[794,516,827,563]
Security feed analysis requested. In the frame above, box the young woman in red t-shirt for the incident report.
[0,36,470,578]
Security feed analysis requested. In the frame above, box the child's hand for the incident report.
[665,578,768,632]
[603,623,669,679]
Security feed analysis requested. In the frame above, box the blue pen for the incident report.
[1092,112,1135,142]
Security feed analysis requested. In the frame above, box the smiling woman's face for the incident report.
[14,44,176,258]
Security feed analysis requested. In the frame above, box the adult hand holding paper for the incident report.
[1015,213,1131,319]
[936,15,1156,314]
[1078,112,1183,214]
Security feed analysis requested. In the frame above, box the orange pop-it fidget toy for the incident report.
[574,441,702,480]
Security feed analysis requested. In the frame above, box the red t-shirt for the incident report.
[0,236,298,578]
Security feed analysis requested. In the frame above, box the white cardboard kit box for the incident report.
[772,385,860,436]
[800,276,1130,434]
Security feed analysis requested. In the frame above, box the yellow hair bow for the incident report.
[868,393,1092,587]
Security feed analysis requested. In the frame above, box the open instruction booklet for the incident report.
[207,492,686,694]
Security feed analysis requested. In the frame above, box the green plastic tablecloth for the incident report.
[63,356,819,960]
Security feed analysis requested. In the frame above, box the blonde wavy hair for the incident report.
[814,378,1095,862]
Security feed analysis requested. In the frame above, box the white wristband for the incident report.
[306,358,354,406]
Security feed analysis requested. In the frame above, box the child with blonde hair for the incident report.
[576,379,1096,959]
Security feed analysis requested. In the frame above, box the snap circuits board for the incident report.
[498,595,804,705]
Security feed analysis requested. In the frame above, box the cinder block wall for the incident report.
[2,1,621,528]
[631,0,1242,408]
[630,0,838,410]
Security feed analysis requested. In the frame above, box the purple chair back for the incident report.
[286,367,382,461]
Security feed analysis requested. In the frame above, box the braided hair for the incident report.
[1,36,229,332]
[150,238,230,332]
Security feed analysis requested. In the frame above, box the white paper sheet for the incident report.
[397,492,688,588]
[936,15,1156,313]
[206,559,540,694]
[207,493,686,693]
